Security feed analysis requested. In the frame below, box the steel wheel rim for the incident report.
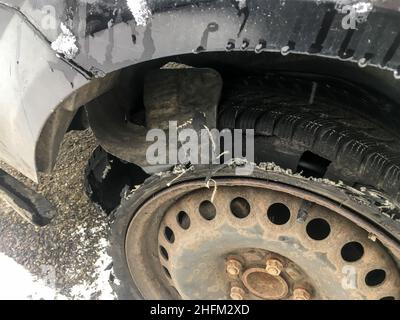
[124,176,400,300]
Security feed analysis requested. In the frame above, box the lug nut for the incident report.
[226,259,242,276]
[265,258,284,276]
[293,288,311,300]
[230,285,245,300]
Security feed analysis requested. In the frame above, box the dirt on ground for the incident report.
[0,129,116,299]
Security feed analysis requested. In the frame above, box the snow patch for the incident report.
[51,23,79,60]
[236,0,247,10]
[0,253,66,300]
[127,0,151,26]
[335,0,373,14]
[102,164,112,179]
[69,238,116,300]
[353,2,373,13]
[178,118,193,129]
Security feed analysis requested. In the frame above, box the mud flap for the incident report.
[85,67,222,213]
[86,67,222,173]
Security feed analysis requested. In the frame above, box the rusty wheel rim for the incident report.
[125,176,400,300]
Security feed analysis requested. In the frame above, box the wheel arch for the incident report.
[33,0,400,176]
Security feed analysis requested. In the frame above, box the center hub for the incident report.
[225,249,313,300]
[242,267,289,299]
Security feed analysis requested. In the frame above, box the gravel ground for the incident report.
[0,129,117,299]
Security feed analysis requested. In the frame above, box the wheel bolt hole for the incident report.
[177,211,191,229]
[164,226,175,243]
[341,241,364,262]
[230,197,250,219]
[163,266,172,279]
[267,203,291,225]
[365,269,386,287]
[159,246,169,260]
[306,218,331,240]
[199,200,216,220]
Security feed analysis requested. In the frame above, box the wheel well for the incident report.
[36,51,400,174]
[97,51,400,134]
